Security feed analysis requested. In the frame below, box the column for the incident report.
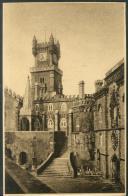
[68,109,73,151]
[34,83,39,100]
[29,117,32,131]
[50,72,54,92]
[55,110,59,131]
[42,112,45,131]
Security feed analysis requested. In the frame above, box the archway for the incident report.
[20,117,29,131]
[34,118,41,131]
[19,152,27,165]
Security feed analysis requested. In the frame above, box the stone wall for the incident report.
[94,60,125,186]
[70,132,90,161]
[94,94,107,130]
[4,88,22,132]
[5,131,54,166]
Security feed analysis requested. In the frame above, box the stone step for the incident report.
[52,161,68,163]
[42,172,70,176]
[40,172,71,175]
[40,175,71,178]
[45,168,69,171]
[51,162,68,165]
[43,171,69,174]
[53,158,68,159]
[52,161,68,164]
[40,151,71,177]
[43,169,69,172]
[47,165,68,168]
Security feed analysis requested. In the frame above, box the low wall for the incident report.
[5,131,54,167]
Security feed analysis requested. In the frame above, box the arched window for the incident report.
[61,102,67,112]
[98,104,102,125]
[76,117,80,132]
[60,118,67,128]
[122,94,124,102]
[21,117,29,131]
[34,118,41,131]
[35,104,39,112]
[48,103,53,112]
[48,118,54,129]
[99,133,103,146]
[40,77,44,83]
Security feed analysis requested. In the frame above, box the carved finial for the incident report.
[33,35,36,41]
[49,33,54,44]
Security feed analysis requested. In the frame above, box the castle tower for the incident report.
[30,34,63,100]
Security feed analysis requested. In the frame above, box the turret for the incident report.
[79,80,85,98]
[95,80,103,92]
[56,40,60,59]
[32,35,37,56]
[49,34,54,53]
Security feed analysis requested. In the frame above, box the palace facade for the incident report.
[5,34,125,187]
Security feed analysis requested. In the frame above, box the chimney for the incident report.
[95,80,103,92]
[79,80,85,98]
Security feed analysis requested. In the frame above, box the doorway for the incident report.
[19,152,27,165]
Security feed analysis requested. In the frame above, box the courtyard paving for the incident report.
[35,175,124,193]
[6,157,124,194]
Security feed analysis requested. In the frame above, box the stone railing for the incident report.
[36,152,54,175]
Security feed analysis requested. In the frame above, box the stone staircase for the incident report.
[39,151,71,178]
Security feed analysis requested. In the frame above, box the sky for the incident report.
[3,3,125,96]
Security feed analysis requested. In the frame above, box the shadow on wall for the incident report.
[54,131,67,157]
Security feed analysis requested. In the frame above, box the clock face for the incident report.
[38,52,47,61]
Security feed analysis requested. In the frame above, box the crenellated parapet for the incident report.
[33,92,95,104]
[72,94,94,108]
[4,87,23,107]
[32,34,60,60]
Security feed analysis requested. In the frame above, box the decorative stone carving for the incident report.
[109,84,120,128]
[111,130,119,151]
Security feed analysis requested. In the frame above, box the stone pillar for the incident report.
[55,110,59,131]
[68,109,73,151]
[49,53,53,66]
[50,72,54,92]
[29,117,32,131]
[34,83,39,100]
[42,112,45,131]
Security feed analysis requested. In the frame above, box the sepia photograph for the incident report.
[3,2,126,195]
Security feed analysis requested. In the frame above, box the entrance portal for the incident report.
[19,152,27,165]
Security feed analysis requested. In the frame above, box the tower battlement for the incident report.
[32,34,60,60]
